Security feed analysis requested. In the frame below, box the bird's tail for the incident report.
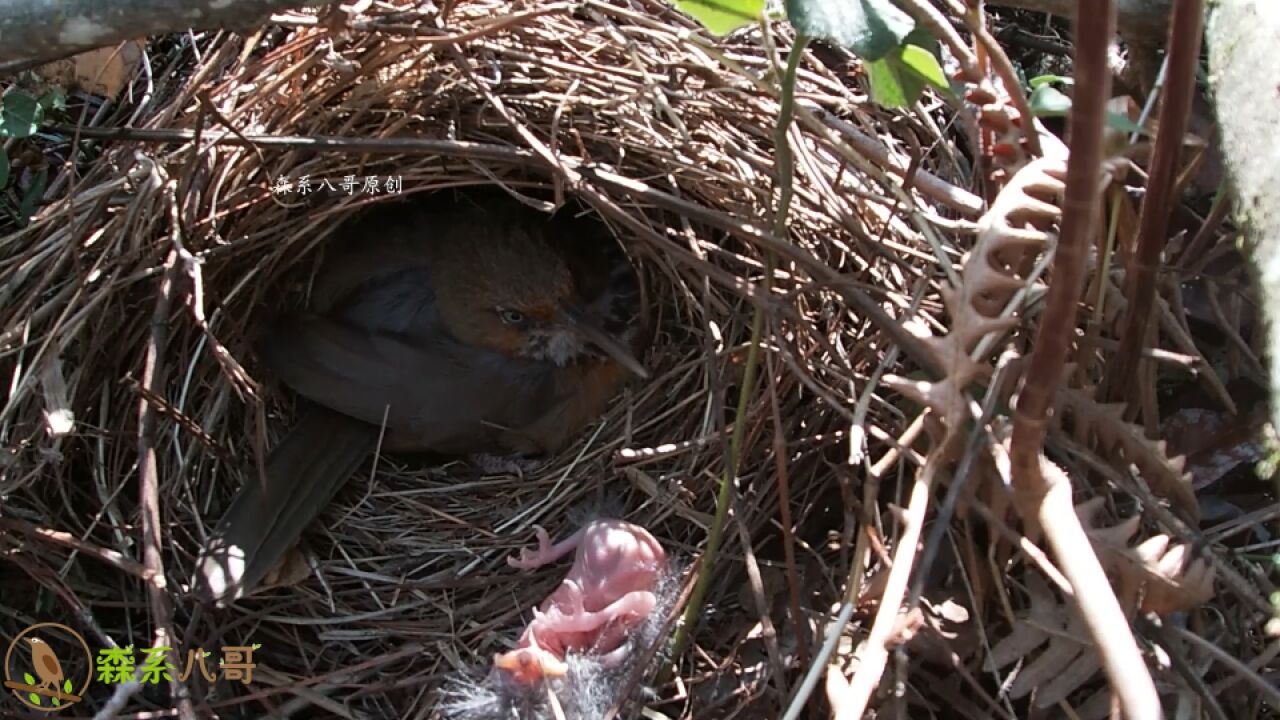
[195,406,378,605]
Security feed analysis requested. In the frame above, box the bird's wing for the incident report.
[257,314,556,443]
[37,649,62,678]
[197,407,377,604]
[307,203,437,314]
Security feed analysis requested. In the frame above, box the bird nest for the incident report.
[0,1,977,716]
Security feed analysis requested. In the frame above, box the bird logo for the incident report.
[3,623,91,711]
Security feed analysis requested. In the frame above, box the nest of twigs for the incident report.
[0,1,992,717]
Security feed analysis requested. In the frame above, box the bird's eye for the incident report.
[497,308,527,326]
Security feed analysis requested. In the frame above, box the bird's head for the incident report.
[431,223,647,378]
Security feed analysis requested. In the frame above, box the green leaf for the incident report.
[1029,84,1072,117]
[28,692,41,706]
[899,44,948,91]
[23,673,35,685]
[52,697,61,707]
[1106,111,1148,136]
[38,86,66,111]
[784,0,914,61]
[866,43,949,108]
[867,57,909,108]
[0,149,10,188]
[63,679,72,693]
[0,88,44,138]
[18,167,47,225]
[672,0,764,35]
[902,25,938,54]
[1029,73,1073,89]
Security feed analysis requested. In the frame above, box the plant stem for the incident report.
[665,29,809,673]
[1106,0,1205,400]
[1009,1,1163,718]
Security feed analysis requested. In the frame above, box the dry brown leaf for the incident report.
[884,156,1067,446]
[985,500,1214,710]
[37,42,143,98]
[1076,497,1216,615]
[988,574,1102,707]
[1058,387,1199,522]
[261,546,313,590]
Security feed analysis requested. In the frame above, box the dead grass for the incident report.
[0,1,972,715]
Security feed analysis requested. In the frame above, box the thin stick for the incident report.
[833,464,935,720]
[781,476,876,720]
[1139,616,1230,720]
[0,519,151,579]
[42,124,535,163]
[1173,620,1280,708]
[272,3,570,41]
[136,173,196,720]
[766,351,809,668]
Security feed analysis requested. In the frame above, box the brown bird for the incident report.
[196,191,647,604]
[26,638,63,694]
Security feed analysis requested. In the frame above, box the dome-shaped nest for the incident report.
[0,1,975,716]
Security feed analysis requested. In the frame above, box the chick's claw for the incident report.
[507,525,582,570]
[533,589,658,635]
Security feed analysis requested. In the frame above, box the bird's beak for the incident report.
[558,305,648,379]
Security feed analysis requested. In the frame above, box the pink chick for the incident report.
[494,518,667,686]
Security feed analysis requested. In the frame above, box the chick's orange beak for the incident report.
[493,648,569,685]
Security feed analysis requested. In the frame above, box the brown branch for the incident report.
[0,0,326,64]
[0,518,152,579]
[1,682,81,702]
[812,109,985,215]
[1009,2,1162,718]
[1107,0,1205,400]
[1011,3,1111,509]
[42,124,535,164]
[136,167,195,720]
[1032,461,1161,718]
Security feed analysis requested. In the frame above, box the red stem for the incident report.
[1108,0,1206,400]
[1010,2,1164,719]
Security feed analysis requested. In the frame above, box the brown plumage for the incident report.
[196,191,647,604]
[26,638,63,691]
